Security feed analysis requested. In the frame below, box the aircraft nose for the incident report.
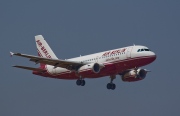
[151,51,157,61]
[151,51,156,55]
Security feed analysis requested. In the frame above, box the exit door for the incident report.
[126,47,133,58]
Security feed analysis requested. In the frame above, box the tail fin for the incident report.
[35,35,58,59]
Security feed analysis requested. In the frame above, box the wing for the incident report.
[10,52,86,70]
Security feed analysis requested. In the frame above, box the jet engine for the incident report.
[78,63,104,76]
[121,69,148,82]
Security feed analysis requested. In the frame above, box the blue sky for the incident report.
[1,0,180,116]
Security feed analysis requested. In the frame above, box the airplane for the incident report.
[10,35,156,90]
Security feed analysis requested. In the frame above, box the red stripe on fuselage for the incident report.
[33,55,156,80]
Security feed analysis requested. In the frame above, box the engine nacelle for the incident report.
[78,63,103,76]
[121,69,147,82]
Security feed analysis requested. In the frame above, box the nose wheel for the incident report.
[107,75,116,90]
[107,83,116,90]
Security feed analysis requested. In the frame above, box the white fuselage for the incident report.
[44,45,156,78]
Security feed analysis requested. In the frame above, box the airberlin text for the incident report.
[36,40,52,58]
[102,48,126,56]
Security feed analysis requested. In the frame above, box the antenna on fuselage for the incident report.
[133,44,136,46]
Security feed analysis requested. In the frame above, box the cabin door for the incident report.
[126,47,133,58]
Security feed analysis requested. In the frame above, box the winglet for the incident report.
[10,51,14,57]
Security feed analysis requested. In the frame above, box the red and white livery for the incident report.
[11,35,156,90]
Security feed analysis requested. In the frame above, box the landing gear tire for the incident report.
[76,79,81,86]
[106,83,116,90]
[111,83,116,90]
[81,80,85,86]
[76,79,85,86]
[107,83,111,89]
[107,75,116,90]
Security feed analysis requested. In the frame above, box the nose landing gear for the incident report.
[107,83,116,90]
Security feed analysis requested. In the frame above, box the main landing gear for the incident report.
[76,78,85,86]
[107,75,116,90]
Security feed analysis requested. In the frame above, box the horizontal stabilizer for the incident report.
[144,69,151,72]
[13,65,46,72]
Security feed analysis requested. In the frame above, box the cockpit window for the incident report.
[137,48,151,52]
[144,49,149,51]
